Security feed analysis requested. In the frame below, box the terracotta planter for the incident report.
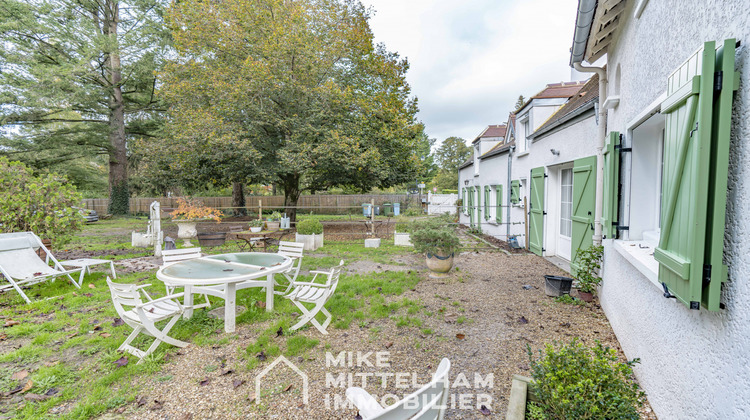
[578,290,594,302]
[425,252,454,278]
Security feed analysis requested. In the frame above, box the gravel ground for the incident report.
[109,234,656,420]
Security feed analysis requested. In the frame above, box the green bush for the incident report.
[527,339,644,420]
[575,245,604,293]
[409,218,460,256]
[0,157,83,245]
[394,223,409,233]
[296,219,323,235]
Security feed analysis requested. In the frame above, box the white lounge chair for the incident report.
[274,241,305,295]
[107,277,188,363]
[0,232,83,303]
[283,260,343,334]
[161,247,211,309]
[346,358,451,420]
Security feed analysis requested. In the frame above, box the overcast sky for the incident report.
[361,0,581,145]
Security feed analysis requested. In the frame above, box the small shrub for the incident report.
[267,211,282,221]
[394,223,409,233]
[575,245,604,294]
[554,294,586,306]
[402,207,422,217]
[527,339,644,420]
[297,219,323,235]
[0,157,83,245]
[410,224,460,256]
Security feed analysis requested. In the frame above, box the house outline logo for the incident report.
[255,355,309,405]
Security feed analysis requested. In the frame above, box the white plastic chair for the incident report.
[161,247,211,309]
[274,241,305,295]
[107,277,188,363]
[0,232,83,303]
[347,358,451,420]
[283,260,343,334]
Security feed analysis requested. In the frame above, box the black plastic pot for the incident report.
[544,275,574,297]
[197,232,227,247]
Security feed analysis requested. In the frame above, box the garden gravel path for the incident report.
[115,237,656,419]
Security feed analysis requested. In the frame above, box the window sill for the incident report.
[516,151,529,157]
[613,240,660,288]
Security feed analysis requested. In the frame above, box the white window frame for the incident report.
[516,115,530,155]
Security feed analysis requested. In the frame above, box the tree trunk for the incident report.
[281,174,301,224]
[105,1,129,215]
[232,182,246,216]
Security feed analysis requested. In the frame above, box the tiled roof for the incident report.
[532,74,599,137]
[472,124,507,143]
[517,81,587,111]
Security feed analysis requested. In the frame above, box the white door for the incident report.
[557,168,573,260]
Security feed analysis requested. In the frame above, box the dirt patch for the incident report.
[344,260,415,275]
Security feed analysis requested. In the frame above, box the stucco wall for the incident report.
[600,1,750,418]
[458,152,510,240]
[508,111,599,255]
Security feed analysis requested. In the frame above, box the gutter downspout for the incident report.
[570,0,606,246]
[507,145,514,240]
[574,62,607,246]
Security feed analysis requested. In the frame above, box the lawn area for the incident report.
[0,217,652,419]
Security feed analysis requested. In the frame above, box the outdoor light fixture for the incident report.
[464,180,469,185]
[550,149,560,156]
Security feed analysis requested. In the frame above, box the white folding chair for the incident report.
[283,260,343,334]
[347,358,451,420]
[274,241,305,295]
[107,277,188,363]
[161,248,211,309]
[0,232,83,303]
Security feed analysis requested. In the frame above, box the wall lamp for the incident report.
[464,180,469,185]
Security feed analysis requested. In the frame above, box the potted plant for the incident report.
[574,245,603,302]
[507,339,644,420]
[249,219,264,233]
[265,211,282,230]
[295,219,323,251]
[393,223,413,247]
[410,219,460,278]
[170,197,223,247]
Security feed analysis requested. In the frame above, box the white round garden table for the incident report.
[156,252,292,333]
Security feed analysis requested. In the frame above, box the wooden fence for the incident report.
[81,194,421,215]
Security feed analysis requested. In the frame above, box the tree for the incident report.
[156,0,425,222]
[432,136,471,191]
[0,0,170,214]
[515,95,526,110]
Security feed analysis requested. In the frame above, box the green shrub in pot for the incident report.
[297,219,323,235]
[526,339,644,420]
[409,222,460,256]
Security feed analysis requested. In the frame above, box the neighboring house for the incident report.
[508,75,600,268]
[458,124,509,236]
[569,0,750,418]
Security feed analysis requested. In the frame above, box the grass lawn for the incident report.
[0,217,425,419]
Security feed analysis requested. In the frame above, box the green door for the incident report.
[655,39,736,310]
[570,156,597,275]
[529,168,545,256]
[467,187,474,227]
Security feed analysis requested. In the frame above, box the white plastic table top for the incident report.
[156,252,292,333]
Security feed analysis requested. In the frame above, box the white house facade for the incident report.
[509,76,600,267]
[570,0,750,418]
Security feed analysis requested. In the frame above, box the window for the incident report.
[517,116,529,153]
[559,168,573,238]
[627,113,665,245]
[462,188,468,215]
[524,120,531,151]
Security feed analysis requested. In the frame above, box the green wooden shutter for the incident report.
[529,168,545,256]
[570,156,597,275]
[656,39,736,311]
[495,185,503,223]
[602,132,620,239]
[510,180,520,204]
[484,185,491,220]
[467,187,474,227]
[462,188,467,214]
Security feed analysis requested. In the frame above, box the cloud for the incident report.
[363,0,581,144]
